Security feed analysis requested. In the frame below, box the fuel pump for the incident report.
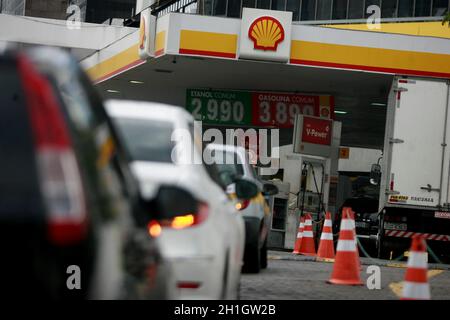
[297,160,328,247]
[270,115,341,250]
[299,162,326,218]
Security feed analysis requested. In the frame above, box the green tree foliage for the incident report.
[443,11,450,27]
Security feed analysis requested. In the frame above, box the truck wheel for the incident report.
[377,236,390,260]
[260,238,268,269]
[243,241,261,274]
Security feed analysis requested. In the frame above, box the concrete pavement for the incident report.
[240,250,450,300]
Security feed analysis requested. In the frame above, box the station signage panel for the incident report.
[186,89,334,128]
[293,115,334,157]
[339,147,350,159]
[239,8,292,63]
[301,116,332,145]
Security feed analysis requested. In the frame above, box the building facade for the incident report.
[0,0,26,15]
[0,0,136,24]
[85,0,136,23]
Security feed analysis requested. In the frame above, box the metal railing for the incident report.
[151,0,198,17]
[150,0,449,22]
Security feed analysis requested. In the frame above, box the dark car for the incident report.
[0,47,174,299]
[334,197,380,236]
[333,196,380,258]
[333,176,380,255]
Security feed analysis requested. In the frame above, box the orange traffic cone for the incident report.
[317,212,335,261]
[346,208,361,270]
[298,213,316,256]
[328,210,363,285]
[293,216,305,254]
[401,235,431,300]
[344,207,356,245]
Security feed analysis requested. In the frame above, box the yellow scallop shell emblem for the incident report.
[248,16,285,51]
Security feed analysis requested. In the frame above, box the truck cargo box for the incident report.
[381,78,450,209]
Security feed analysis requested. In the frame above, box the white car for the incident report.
[105,100,251,299]
[206,144,278,273]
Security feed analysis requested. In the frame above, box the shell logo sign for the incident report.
[239,8,292,63]
[248,16,285,51]
[138,8,156,60]
[139,17,146,50]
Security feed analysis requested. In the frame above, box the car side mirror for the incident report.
[370,163,381,186]
[219,171,236,187]
[141,185,198,221]
[234,177,258,200]
[262,183,278,196]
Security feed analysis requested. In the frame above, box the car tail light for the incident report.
[147,202,209,237]
[177,282,201,289]
[171,214,195,229]
[235,199,250,211]
[18,54,87,246]
[148,220,162,237]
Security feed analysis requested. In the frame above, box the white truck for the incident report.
[372,76,450,262]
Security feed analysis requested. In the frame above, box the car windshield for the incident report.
[210,150,244,178]
[113,117,174,163]
[352,176,380,199]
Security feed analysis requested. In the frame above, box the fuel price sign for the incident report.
[186,89,334,127]
[186,89,252,126]
[252,93,323,128]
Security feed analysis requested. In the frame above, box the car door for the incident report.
[52,63,170,299]
[203,160,245,282]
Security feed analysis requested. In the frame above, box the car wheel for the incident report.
[220,251,229,299]
[243,241,261,274]
[235,275,241,300]
[377,215,389,260]
[260,238,268,269]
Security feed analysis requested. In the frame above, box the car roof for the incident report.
[207,143,248,160]
[26,47,80,84]
[105,99,194,125]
